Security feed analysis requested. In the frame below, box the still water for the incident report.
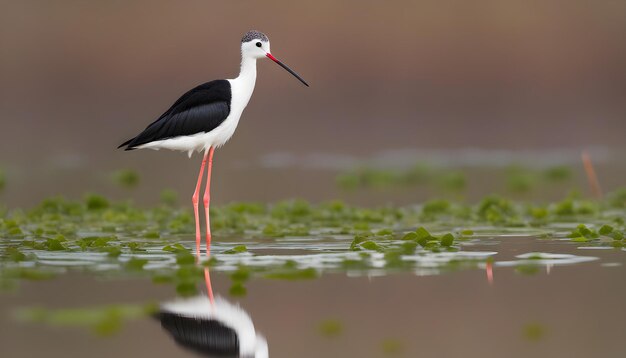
[1,228,625,358]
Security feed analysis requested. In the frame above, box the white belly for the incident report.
[137,76,256,157]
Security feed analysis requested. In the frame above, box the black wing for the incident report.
[156,312,240,357]
[119,80,232,150]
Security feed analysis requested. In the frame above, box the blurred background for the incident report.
[1,0,625,207]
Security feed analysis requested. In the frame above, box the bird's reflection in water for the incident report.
[156,267,268,357]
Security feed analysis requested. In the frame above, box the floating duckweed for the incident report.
[15,303,157,336]
[229,282,247,297]
[607,188,626,208]
[265,267,317,280]
[142,231,159,239]
[318,319,343,338]
[611,231,624,241]
[176,252,195,266]
[163,243,188,253]
[381,339,404,355]
[0,169,6,192]
[568,224,599,241]
[359,241,384,252]
[477,196,517,224]
[125,257,148,271]
[230,266,251,282]
[2,247,28,262]
[515,264,540,275]
[523,322,546,341]
[4,268,57,281]
[175,281,197,296]
[223,245,247,254]
[402,232,418,241]
[160,189,178,206]
[506,166,537,193]
[436,171,466,192]
[84,193,110,210]
[599,225,614,236]
[440,233,455,247]
[112,169,140,189]
[544,166,572,182]
[376,228,394,236]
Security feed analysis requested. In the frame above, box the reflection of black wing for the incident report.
[156,311,240,357]
[118,80,231,150]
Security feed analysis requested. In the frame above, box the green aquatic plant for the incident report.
[607,188,626,209]
[381,339,404,355]
[0,169,6,192]
[223,245,248,254]
[318,319,343,338]
[160,189,179,206]
[543,166,572,182]
[506,166,537,193]
[523,322,546,341]
[15,303,157,336]
[111,169,140,189]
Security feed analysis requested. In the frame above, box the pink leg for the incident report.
[486,261,494,285]
[192,153,208,258]
[203,147,215,258]
[204,268,215,304]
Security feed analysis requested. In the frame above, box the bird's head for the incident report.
[241,30,309,87]
[241,30,271,59]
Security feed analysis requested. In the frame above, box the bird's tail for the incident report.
[118,138,136,150]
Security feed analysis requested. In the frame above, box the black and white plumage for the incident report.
[118,80,232,154]
[156,296,268,358]
[117,30,308,259]
[118,30,308,158]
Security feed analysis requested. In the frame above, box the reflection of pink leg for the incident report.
[486,261,494,285]
[203,147,215,258]
[192,153,208,258]
[204,268,215,304]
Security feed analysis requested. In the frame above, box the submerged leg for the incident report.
[203,147,215,258]
[192,153,208,258]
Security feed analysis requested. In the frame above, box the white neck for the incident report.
[236,56,257,84]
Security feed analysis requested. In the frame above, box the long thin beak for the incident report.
[266,53,309,87]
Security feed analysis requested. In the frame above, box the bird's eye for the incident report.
[256,42,262,47]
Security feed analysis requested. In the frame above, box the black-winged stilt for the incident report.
[118,30,308,257]
[156,268,268,357]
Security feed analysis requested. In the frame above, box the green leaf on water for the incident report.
[440,233,455,247]
[125,257,148,271]
[610,230,624,241]
[402,232,418,240]
[163,243,188,253]
[84,194,110,210]
[230,266,251,282]
[318,319,343,338]
[45,238,67,251]
[223,245,247,254]
[229,282,247,297]
[265,267,318,280]
[112,169,140,189]
[175,281,197,296]
[360,241,384,252]
[176,252,196,266]
[381,339,404,355]
[415,227,431,240]
[523,322,546,341]
[160,189,179,206]
[598,225,614,236]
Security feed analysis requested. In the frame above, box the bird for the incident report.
[156,269,269,358]
[118,30,308,258]
[156,264,268,358]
